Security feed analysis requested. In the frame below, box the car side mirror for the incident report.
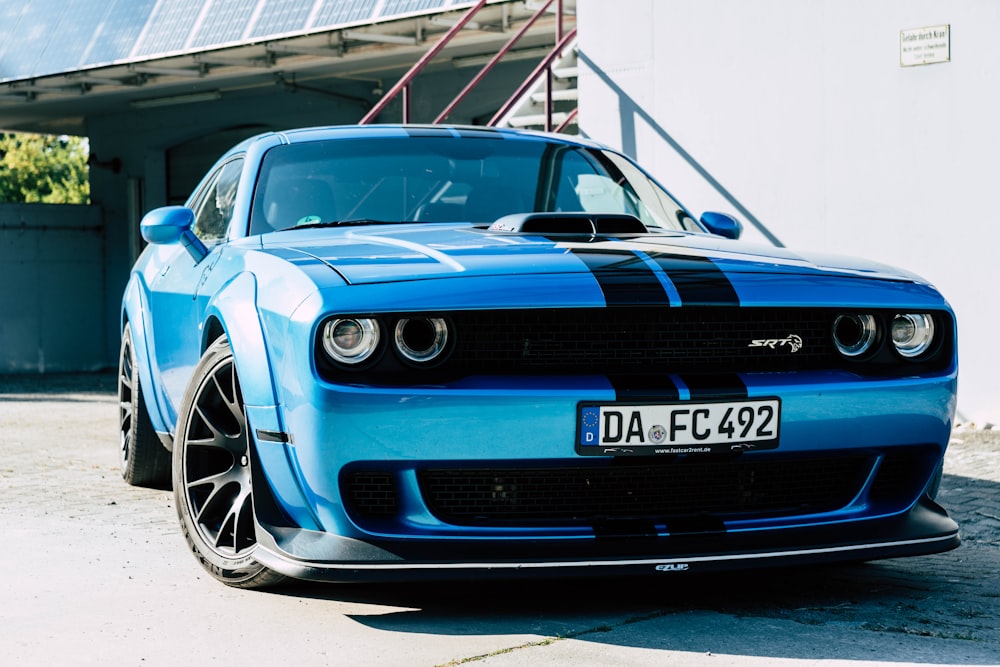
[699,211,743,240]
[140,206,208,262]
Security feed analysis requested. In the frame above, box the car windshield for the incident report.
[249,135,696,235]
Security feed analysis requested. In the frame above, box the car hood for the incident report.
[259,223,925,286]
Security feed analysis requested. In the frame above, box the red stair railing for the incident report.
[359,0,488,124]
[487,26,576,131]
[359,0,574,131]
[433,0,561,124]
[553,107,578,133]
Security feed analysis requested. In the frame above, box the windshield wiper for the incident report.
[283,218,403,231]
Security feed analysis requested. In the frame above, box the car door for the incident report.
[146,156,243,424]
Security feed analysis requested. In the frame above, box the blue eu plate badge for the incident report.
[580,406,601,445]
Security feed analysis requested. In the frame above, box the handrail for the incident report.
[359,0,488,124]
[433,0,556,124]
[487,27,577,127]
[553,107,578,134]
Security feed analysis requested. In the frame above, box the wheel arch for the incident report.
[202,271,284,436]
[202,316,227,355]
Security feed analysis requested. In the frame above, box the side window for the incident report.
[191,158,243,242]
[551,151,637,216]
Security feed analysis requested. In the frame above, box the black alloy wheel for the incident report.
[118,322,171,488]
[173,336,285,589]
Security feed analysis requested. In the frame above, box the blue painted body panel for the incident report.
[123,125,959,579]
[279,373,954,535]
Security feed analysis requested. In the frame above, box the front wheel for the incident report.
[173,336,286,589]
[118,322,171,489]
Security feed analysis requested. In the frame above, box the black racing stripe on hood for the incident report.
[649,252,740,306]
[570,248,671,306]
[608,375,680,401]
[681,374,748,399]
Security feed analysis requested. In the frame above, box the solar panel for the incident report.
[246,0,314,39]
[0,4,28,76]
[0,0,68,79]
[0,0,484,83]
[190,0,260,48]
[33,0,108,74]
[377,0,448,17]
[311,0,378,30]
[81,0,158,67]
[132,0,205,57]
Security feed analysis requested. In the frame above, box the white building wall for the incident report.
[578,0,999,424]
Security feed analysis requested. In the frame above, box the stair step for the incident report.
[529,88,578,103]
[552,66,578,80]
[491,36,579,131]
[507,112,576,128]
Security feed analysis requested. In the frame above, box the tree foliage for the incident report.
[0,132,90,204]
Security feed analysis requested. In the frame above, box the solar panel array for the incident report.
[0,0,464,83]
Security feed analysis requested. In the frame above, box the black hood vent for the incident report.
[486,213,648,235]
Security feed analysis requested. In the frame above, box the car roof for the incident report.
[221,124,607,160]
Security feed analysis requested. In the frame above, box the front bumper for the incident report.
[251,495,958,582]
[253,355,958,581]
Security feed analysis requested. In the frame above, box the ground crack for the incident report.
[437,611,673,666]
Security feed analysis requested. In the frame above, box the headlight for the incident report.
[832,314,878,358]
[891,313,935,358]
[394,317,449,364]
[322,318,380,364]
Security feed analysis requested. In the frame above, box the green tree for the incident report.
[0,132,90,204]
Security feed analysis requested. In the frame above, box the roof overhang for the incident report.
[0,1,572,135]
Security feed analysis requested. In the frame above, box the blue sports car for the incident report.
[118,125,959,588]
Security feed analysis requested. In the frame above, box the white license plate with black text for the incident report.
[577,398,781,456]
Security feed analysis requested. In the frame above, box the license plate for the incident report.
[577,398,781,456]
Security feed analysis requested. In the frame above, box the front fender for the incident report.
[203,272,283,434]
[204,272,321,531]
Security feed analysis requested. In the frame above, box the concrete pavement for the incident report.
[1,373,997,666]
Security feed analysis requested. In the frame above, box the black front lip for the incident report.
[251,496,960,583]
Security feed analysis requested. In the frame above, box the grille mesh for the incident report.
[338,455,876,526]
[342,472,398,517]
[448,307,832,374]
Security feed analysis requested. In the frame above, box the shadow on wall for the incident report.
[577,51,784,248]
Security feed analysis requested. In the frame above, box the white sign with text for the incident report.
[900,25,950,67]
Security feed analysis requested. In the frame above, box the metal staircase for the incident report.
[491,35,578,133]
[360,0,578,134]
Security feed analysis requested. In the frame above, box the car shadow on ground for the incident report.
[270,560,994,663]
[261,472,999,664]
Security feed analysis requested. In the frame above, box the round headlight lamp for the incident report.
[394,317,449,364]
[832,314,878,358]
[891,313,935,358]
[322,318,380,365]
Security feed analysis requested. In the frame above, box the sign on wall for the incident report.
[900,25,950,67]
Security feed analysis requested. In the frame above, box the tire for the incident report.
[118,322,171,489]
[173,336,286,589]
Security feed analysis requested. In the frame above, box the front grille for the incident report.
[415,455,872,526]
[448,307,833,374]
[318,307,953,384]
